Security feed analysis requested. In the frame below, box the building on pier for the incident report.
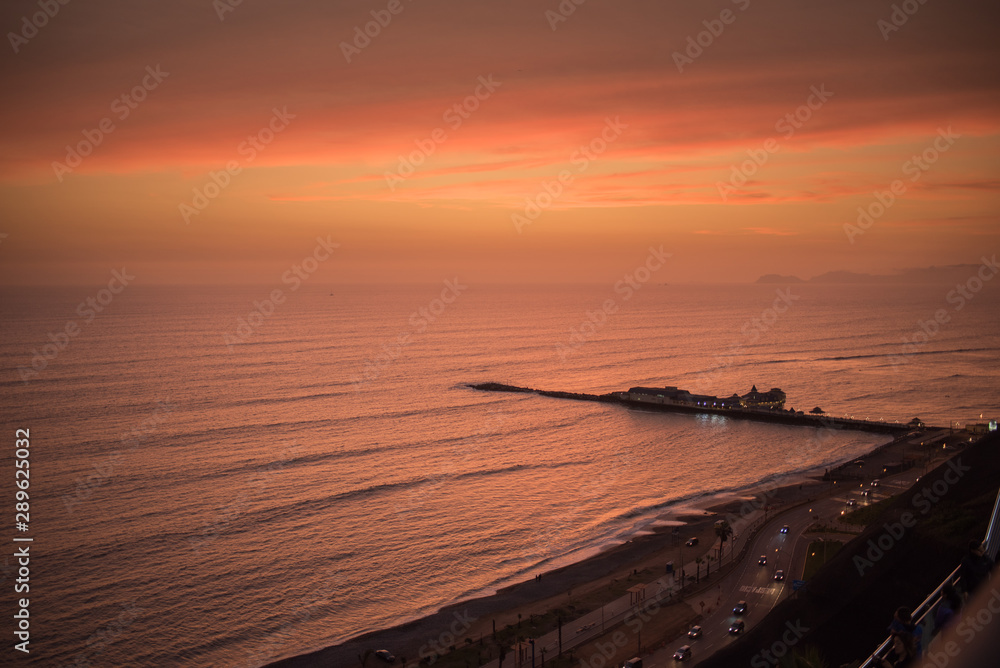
[739,385,786,409]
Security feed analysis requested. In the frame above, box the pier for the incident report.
[468,383,917,435]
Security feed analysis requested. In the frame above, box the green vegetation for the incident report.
[715,520,733,562]
[779,645,831,667]
[919,490,995,544]
[803,540,843,580]
[839,496,896,526]
[804,523,856,536]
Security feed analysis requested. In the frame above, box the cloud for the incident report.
[742,227,799,236]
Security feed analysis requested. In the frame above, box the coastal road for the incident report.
[652,499,837,667]
[651,465,931,666]
[474,460,931,668]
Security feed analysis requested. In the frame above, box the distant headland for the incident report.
[756,264,986,284]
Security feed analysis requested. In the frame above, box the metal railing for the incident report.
[858,482,1000,668]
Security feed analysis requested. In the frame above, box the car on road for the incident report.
[375,649,395,663]
[774,569,785,581]
[685,537,699,547]
[624,657,643,668]
[575,622,596,634]
[846,499,857,507]
[687,625,702,638]
[862,489,871,498]
[780,525,790,534]
[872,479,880,487]
[758,555,767,566]
[672,645,692,661]
[728,620,745,635]
[733,600,747,614]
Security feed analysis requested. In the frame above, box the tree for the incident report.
[694,556,703,583]
[715,520,733,563]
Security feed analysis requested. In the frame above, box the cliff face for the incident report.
[697,431,999,668]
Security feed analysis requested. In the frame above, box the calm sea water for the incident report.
[0,283,997,666]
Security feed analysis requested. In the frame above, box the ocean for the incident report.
[1,281,998,666]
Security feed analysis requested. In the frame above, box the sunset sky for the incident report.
[1,0,998,285]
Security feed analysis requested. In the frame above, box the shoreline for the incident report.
[267,428,939,668]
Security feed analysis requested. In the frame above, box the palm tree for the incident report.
[694,556,703,583]
[715,520,733,563]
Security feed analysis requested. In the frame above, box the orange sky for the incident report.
[1,0,998,285]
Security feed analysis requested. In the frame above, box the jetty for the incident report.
[468,382,917,434]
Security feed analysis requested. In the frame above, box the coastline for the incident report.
[266,428,935,668]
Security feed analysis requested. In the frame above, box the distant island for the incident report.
[756,264,983,284]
